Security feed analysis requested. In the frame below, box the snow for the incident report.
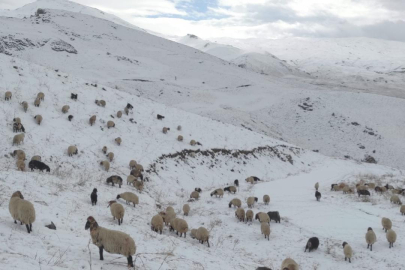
[175,34,305,78]
[0,2,404,269]
[0,0,145,32]
[0,5,403,170]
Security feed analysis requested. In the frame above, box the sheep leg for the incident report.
[345,257,347,261]
[14,220,17,224]
[370,245,372,251]
[20,221,23,225]
[207,240,210,247]
[30,224,32,232]
[349,258,351,263]
[127,256,134,267]
[184,232,186,238]
[121,218,123,224]
[99,247,104,260]
[26,224,30,233]
[118,219,121,225]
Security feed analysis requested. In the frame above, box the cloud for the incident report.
[1,0,404,42]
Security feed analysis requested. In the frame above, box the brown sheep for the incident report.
[89,115,96,126]
[117,111,122,118]
[107,121,115,128]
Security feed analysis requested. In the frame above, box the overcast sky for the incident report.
[1,0,404,41]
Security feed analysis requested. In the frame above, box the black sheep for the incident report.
[374,186,382,193]
[357,190,371,197]
[71,93,78,100]
[28,160,50,172]
[68,115,73,121]
[305,237,319,252]
[91,188,97,205]
[315,191,321,201]
[157,114,165,120]
[195,188,202,193]
[331,184,338,191]
[234,179,239,187]
[267,211,281,223]
[126,103,133,109]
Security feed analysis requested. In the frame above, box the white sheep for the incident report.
[151,214,164,234]
[115,137,121,145]
[13,150,26,161]
[67,145,78,156]
[22,101,28,112]
[247,197,258,208]
[183,204,190,216]
[107,152,114,162]
[229,198,242,208]
[263,195,270,205]
[315,182,319,191]
[129,160,137,169]
[127,175,136,185]
[34,115,43,125]
[61,105,70,113]
[34,98,41,107]
[108,200,125,225]
[210,188,224,198]
[235,208,245,222]
[177,135,183,142]
[117,192,139,207]
[400,205,405,215]
[255,212,270,224]
[5,91,12,100]
[31,155,41,162]
[100,160,110,172]
[190,191,199,200]
[102,146,107,154]
[365,227,377,251]
[117,111,122,118]
[386,229,397,248]
[170,218,188,237]
[390,195,402,205]
[95,100,106,107]
[246,209,254,222]
[107,121,115,128]
[261,222,270,241]
[16,159,25,171]
[37,92,44,100]
[382,217,392,232]
[85,216,136,267]
[13,133,25,146]
[281,258,299,270]
[191,227,210,247]
[342,242,353,263]
[9,191,35,233]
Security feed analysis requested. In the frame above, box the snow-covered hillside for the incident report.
[214,37,405,99]
[176,34,305,78]
[0,0,145,32]
[1,5,404,170]
[1,48,405,270]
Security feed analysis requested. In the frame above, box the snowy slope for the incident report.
[176,34,304,77]
[0,0,145,32]
[215,37,405,98]
[1,49,405,270]
[1,2,405,172]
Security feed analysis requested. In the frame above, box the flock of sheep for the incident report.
[3,89,217,268]
[4,89,402,270]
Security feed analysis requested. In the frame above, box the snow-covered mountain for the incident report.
[1,4,404,170]
[214,37,405,99]
[176,34,305,77]
[0,0,145,32]
[1,1,405,270]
